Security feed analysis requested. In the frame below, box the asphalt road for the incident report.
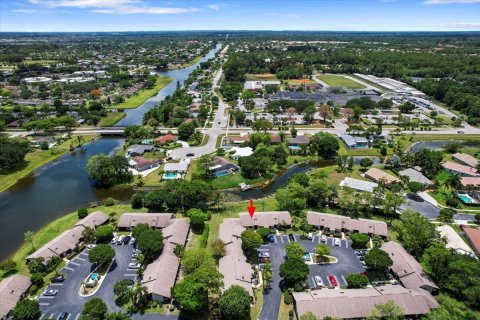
[400,194,440,219]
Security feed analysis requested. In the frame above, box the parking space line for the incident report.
[39,303,50,306]
[69,261,80,266]
[345,241,349,248]
[49,313,56,319]
[311,276,316,287]
[293,235,297,242]
[62,266,74,271]
[127,268,138,271]
[75,314,81,320]
[49,283,63,286]
[79,252,88,256]
[75,257,87,262]
[124,273,137,277]
[273,236,277,244]
[284,235,290,243]
[280,236,284,243]
[39,296,55,299]
[341,275,348,286]
[40,314,45,319]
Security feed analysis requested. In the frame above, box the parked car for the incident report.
[321,235,327,243]
[315,276,324,287]
[186,153,195,157]
[329,275,338,287]
[133,249,142,254]
[86,244,96,249]
[288,234,295,242]
[58,313,69,320]
[334,238,341,246]
[51,275,65,283]
[44,289,59,296]
[123,236,131,245]
[116,235,125,245]
[90,262,99,272]
[268,234,275,243]
[129,262,141,269]
[130,237,136,245]
[458,130,465,134]
[308,233,313,240]
[258,251,270,258]
[111,236,118,244]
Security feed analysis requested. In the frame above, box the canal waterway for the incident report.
[0,44,222,261]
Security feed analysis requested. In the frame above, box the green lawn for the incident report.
[97,112,126,126]
[170,56,202,69]
[108,76,173,109]
[245,73,278,81]
[211,171,265,190]
[1,204,147,278]
[316,74,366,89]
[407,134,480,142]
[0,135,98,193]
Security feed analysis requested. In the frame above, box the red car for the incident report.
[329,275,338,287]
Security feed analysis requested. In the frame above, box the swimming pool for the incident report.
[459,194,474,204]
[215,170,230,177]
[162,172,180,180]
[289,145,302,150]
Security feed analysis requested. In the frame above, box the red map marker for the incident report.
[247,199,256,218]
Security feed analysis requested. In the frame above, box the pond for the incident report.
[221,160,336,200]
[409,140,478,153]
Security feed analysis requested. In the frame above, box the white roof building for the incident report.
[163,163,189,172]
[339,177,378,192]
[230,147,253,159]
[437,225,475,257]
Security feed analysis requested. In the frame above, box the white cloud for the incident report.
[424,0,480,4]
[91,6,199,14]
[207,4,220,10]
[25,0,199,15]
[444,22,480,28]
[11,8,38,13]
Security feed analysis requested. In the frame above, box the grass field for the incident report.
[0,135,98,193]
[316,74,366,89]
[97,112,125,126]
[245,73,278,81]
[170,56,202,69]
[287,78,317,85]
[108,76,173,109]
[406,134,480,142]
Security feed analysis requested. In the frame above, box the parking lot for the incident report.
[38,242,138,320]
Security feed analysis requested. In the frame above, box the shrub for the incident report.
[131,193,143,209]
[257,227,271,243]
[438,208,455,223]
[30,272,44,286]
[95,225,114,243]
[29,284,38,294]
[351,233,370,249]
[446,196,460,208]
[105,197,115,206]
[77,208,88,219]
[284,292,293,305]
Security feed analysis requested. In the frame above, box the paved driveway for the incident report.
[296,236,365,288]
[400,194,440,219]
[39,243,139,319]
[258,235,289,320]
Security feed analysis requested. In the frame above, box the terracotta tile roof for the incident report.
[461,177,480,188]
[442,161,479,177]
[463,226,480,256]
[0,275,31,319]
[155,134,177,144]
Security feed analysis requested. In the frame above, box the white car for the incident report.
[321,235,327,243]
[129,237,136,245]
[334,238,341,246]
[314,276,324,287]
[307,233,313,240]
[116,235,125,245]
[86,244,96,249]
[129,262,141,269]
[111,236,118,244]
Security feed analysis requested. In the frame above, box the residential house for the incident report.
[129,156,160,172]
[239,211,292,228]
[398,168,433,187]
[287,135,309,149]
[270,134,282,144]
[229,135,250,144]
[293,284,437,320]
[437,225,474,256]
[117,213,173,230]
[462,225,480,257]
[461,177,480,189]
[364,168,401,184]
[163,162,189,173]
[126,144,154,157]
[442,161,479,177]
[339,177,378,193]
[452,153,479,168]
[230,147,253,160]
[307,211,388,237]
[381,241,439,294]
[340,134,369,149]
[0,275,31,320]
[154,134,177,145]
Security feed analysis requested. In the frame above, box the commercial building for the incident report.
[307,211,388,237]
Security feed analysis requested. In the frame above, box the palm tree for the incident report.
[76,135,85,148]
[262,262,273,289]
[131,285,149,309]
[24,231,35,251]
[446,174,462,191]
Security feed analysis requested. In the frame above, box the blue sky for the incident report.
[1,0,480,32]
